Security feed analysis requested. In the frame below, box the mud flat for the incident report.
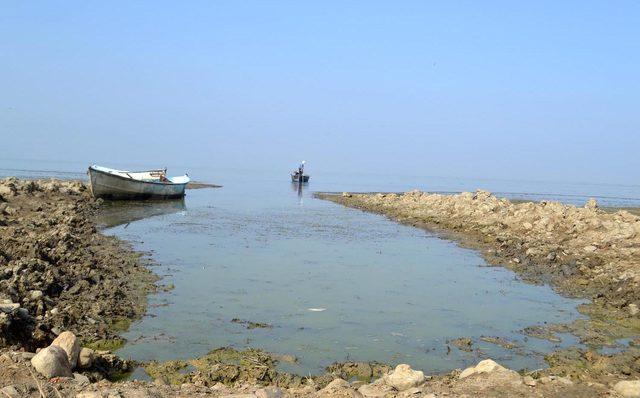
[1,178,639,397]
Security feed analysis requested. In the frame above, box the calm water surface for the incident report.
[4,160,640,375]
[99,171,587,375]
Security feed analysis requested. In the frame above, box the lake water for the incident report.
[3,159,640,375]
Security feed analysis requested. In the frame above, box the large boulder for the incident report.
[31,345,72,378]
[51,331,81,368]
[383,364,425,391]
[614,380,640,398]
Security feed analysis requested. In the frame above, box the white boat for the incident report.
[88,165,190,200]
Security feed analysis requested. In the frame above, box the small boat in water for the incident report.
[291,160,310,183]
[88,165,190,200]
[291,172,310,183]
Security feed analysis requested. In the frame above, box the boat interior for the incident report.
[91,165,190,184]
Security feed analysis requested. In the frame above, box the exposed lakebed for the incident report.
[98,174,587,376]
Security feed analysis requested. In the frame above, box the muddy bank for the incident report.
[0,177,157,352]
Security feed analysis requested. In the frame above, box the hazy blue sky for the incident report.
[1,1,639,183]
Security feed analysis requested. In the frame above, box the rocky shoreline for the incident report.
[2,179,640,397]
[0,178,158,351]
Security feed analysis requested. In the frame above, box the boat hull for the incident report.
[89,167,187,200]
[291,174,310,183]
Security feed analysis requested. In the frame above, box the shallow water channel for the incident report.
[93,172,587,376]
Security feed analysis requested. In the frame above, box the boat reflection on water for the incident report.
[291,181,304,204]
[95,199,186,229]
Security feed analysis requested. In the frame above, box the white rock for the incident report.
[629,304,639,316]
[75,392,102,398]
[614,380,640,398]
[255,386,283,398]
[31,345,73,378]
[0,303,19,313]
[79,347,95,368]
[383,364,425,391]
[52,331,81,368]
[459,359,509,379]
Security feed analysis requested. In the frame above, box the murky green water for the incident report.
[95,172,587,376]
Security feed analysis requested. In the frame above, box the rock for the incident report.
[317,378,363,398]
[76,392,102,398]
[583,245,597,253]
[342,192,352,198]
[74,372,91,385]
[397,387,422,396]
[614,380,640,398]
[358,383,394,397]
[154,378,167,386]
[523,375,536,386]
[20,352,36,360]
[585,198,598,209]
[0,302,19,313]
[52,331,81,368]
[0,386,20,398]
[79,347,95,368]
[30,290,44,300]
[255,386,283,398]
[326,379,351,389]
[31,345,73,378]
[451,337,473,352]
[629,304,639,317]
[383,364,425,391]
[459,359,508,379]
